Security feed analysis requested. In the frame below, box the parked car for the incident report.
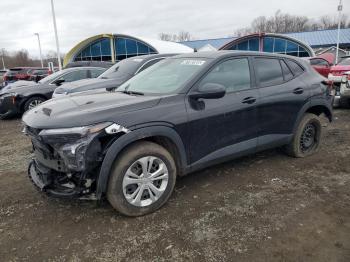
[308,57,331,77]
[2,67,40,86]
[22,51,333,216]
[335,71,350,108]
[328,56,350,83]
[0,67,106,119]
[52,54,176,98]
[28,68,52,82]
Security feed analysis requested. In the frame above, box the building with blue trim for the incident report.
[180,28,350,56]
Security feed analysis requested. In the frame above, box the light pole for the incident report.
[50,0,62,70]
[1,49,5,70]
[335,0,343,65]
[34,33,44,68]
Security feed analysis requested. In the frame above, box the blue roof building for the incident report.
[180,28,350,55]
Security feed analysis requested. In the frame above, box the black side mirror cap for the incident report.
[54,79,65,86]
[189,83,226,99]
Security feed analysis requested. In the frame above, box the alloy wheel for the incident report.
[122,156,169,207]
[28,99,43,110]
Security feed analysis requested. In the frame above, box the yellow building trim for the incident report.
[63,34,114,67]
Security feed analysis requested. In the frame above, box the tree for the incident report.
[158,31,193,42]
[235,11,350,36]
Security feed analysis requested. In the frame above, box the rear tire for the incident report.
[107,141,177,216]
[24,96,46,112]
[285,113,322,158]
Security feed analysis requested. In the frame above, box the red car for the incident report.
[329,56,350,83]
[3,67,40,83]
[308,57,332,78]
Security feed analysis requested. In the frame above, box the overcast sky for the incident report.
[0,0,348,58]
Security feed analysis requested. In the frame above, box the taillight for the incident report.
[3,75,7,81]
[322,79,335,96]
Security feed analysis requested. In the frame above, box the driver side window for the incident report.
[57,70,88,83]
[199,58,251,93]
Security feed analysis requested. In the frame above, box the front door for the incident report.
[186,57,259,167]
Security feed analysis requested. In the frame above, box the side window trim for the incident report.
[279,59,294,82]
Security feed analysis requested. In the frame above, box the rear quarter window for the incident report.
[286,59,304,76]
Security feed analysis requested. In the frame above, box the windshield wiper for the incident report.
[120,90,144,96]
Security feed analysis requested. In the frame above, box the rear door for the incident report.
[254,57,309,149]
[186,57,259,166]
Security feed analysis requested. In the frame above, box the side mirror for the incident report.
[190,83,226,99]
[54,79,65,86]
[106,84,121,92]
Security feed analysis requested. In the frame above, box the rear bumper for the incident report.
[328,74,343,83]
[340,80,350,98]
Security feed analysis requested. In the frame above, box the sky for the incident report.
[0,0,348,58]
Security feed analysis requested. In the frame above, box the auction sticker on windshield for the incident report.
[181,60,206,66]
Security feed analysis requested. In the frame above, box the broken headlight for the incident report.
[38,122,130,171]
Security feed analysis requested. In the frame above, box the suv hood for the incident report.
[22,91,161,129]
[55,78,127,94]
[0,81,39,94]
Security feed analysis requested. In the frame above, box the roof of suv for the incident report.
[173,50,307,60]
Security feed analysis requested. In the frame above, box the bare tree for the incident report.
[158,31,193,42]
[176,31,192,41]
[236,11,349,36]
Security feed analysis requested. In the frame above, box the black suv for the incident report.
[23,51,333,216]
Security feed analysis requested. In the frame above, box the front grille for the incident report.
[26,126,42,137]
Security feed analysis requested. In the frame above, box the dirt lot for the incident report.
[0,110,349,262]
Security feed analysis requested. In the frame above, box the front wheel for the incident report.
[285,113,322,158]
[24,96,46,112]
[107,141,177,216]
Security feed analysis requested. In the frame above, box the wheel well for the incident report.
[143,136,183,176]
[20,94,47,111]
[306,105,332,122]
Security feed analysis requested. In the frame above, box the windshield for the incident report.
[98,58,144,79]
[338,58,350,66]
[117,58,208,95]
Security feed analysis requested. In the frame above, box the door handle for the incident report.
[293,87,304,94]
[242,97,256,104]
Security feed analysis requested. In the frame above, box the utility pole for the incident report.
[34,33,44,68]
[335,0,343,65]
[50,0,62,70]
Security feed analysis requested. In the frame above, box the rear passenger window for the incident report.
[286,59,304,76]
[280,60,293,81]
[255,58,283,87]
[200,58,251,93]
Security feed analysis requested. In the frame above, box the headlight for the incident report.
[39,122,113,137]
[38,122,130,171]
[2,92,17,98]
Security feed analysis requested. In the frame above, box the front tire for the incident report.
[285,113,322,158]
[107,141,177,216]
[24,96,46,112]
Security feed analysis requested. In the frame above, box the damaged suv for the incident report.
[23,51,333,216]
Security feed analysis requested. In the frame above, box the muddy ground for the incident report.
[0,110,349,262]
